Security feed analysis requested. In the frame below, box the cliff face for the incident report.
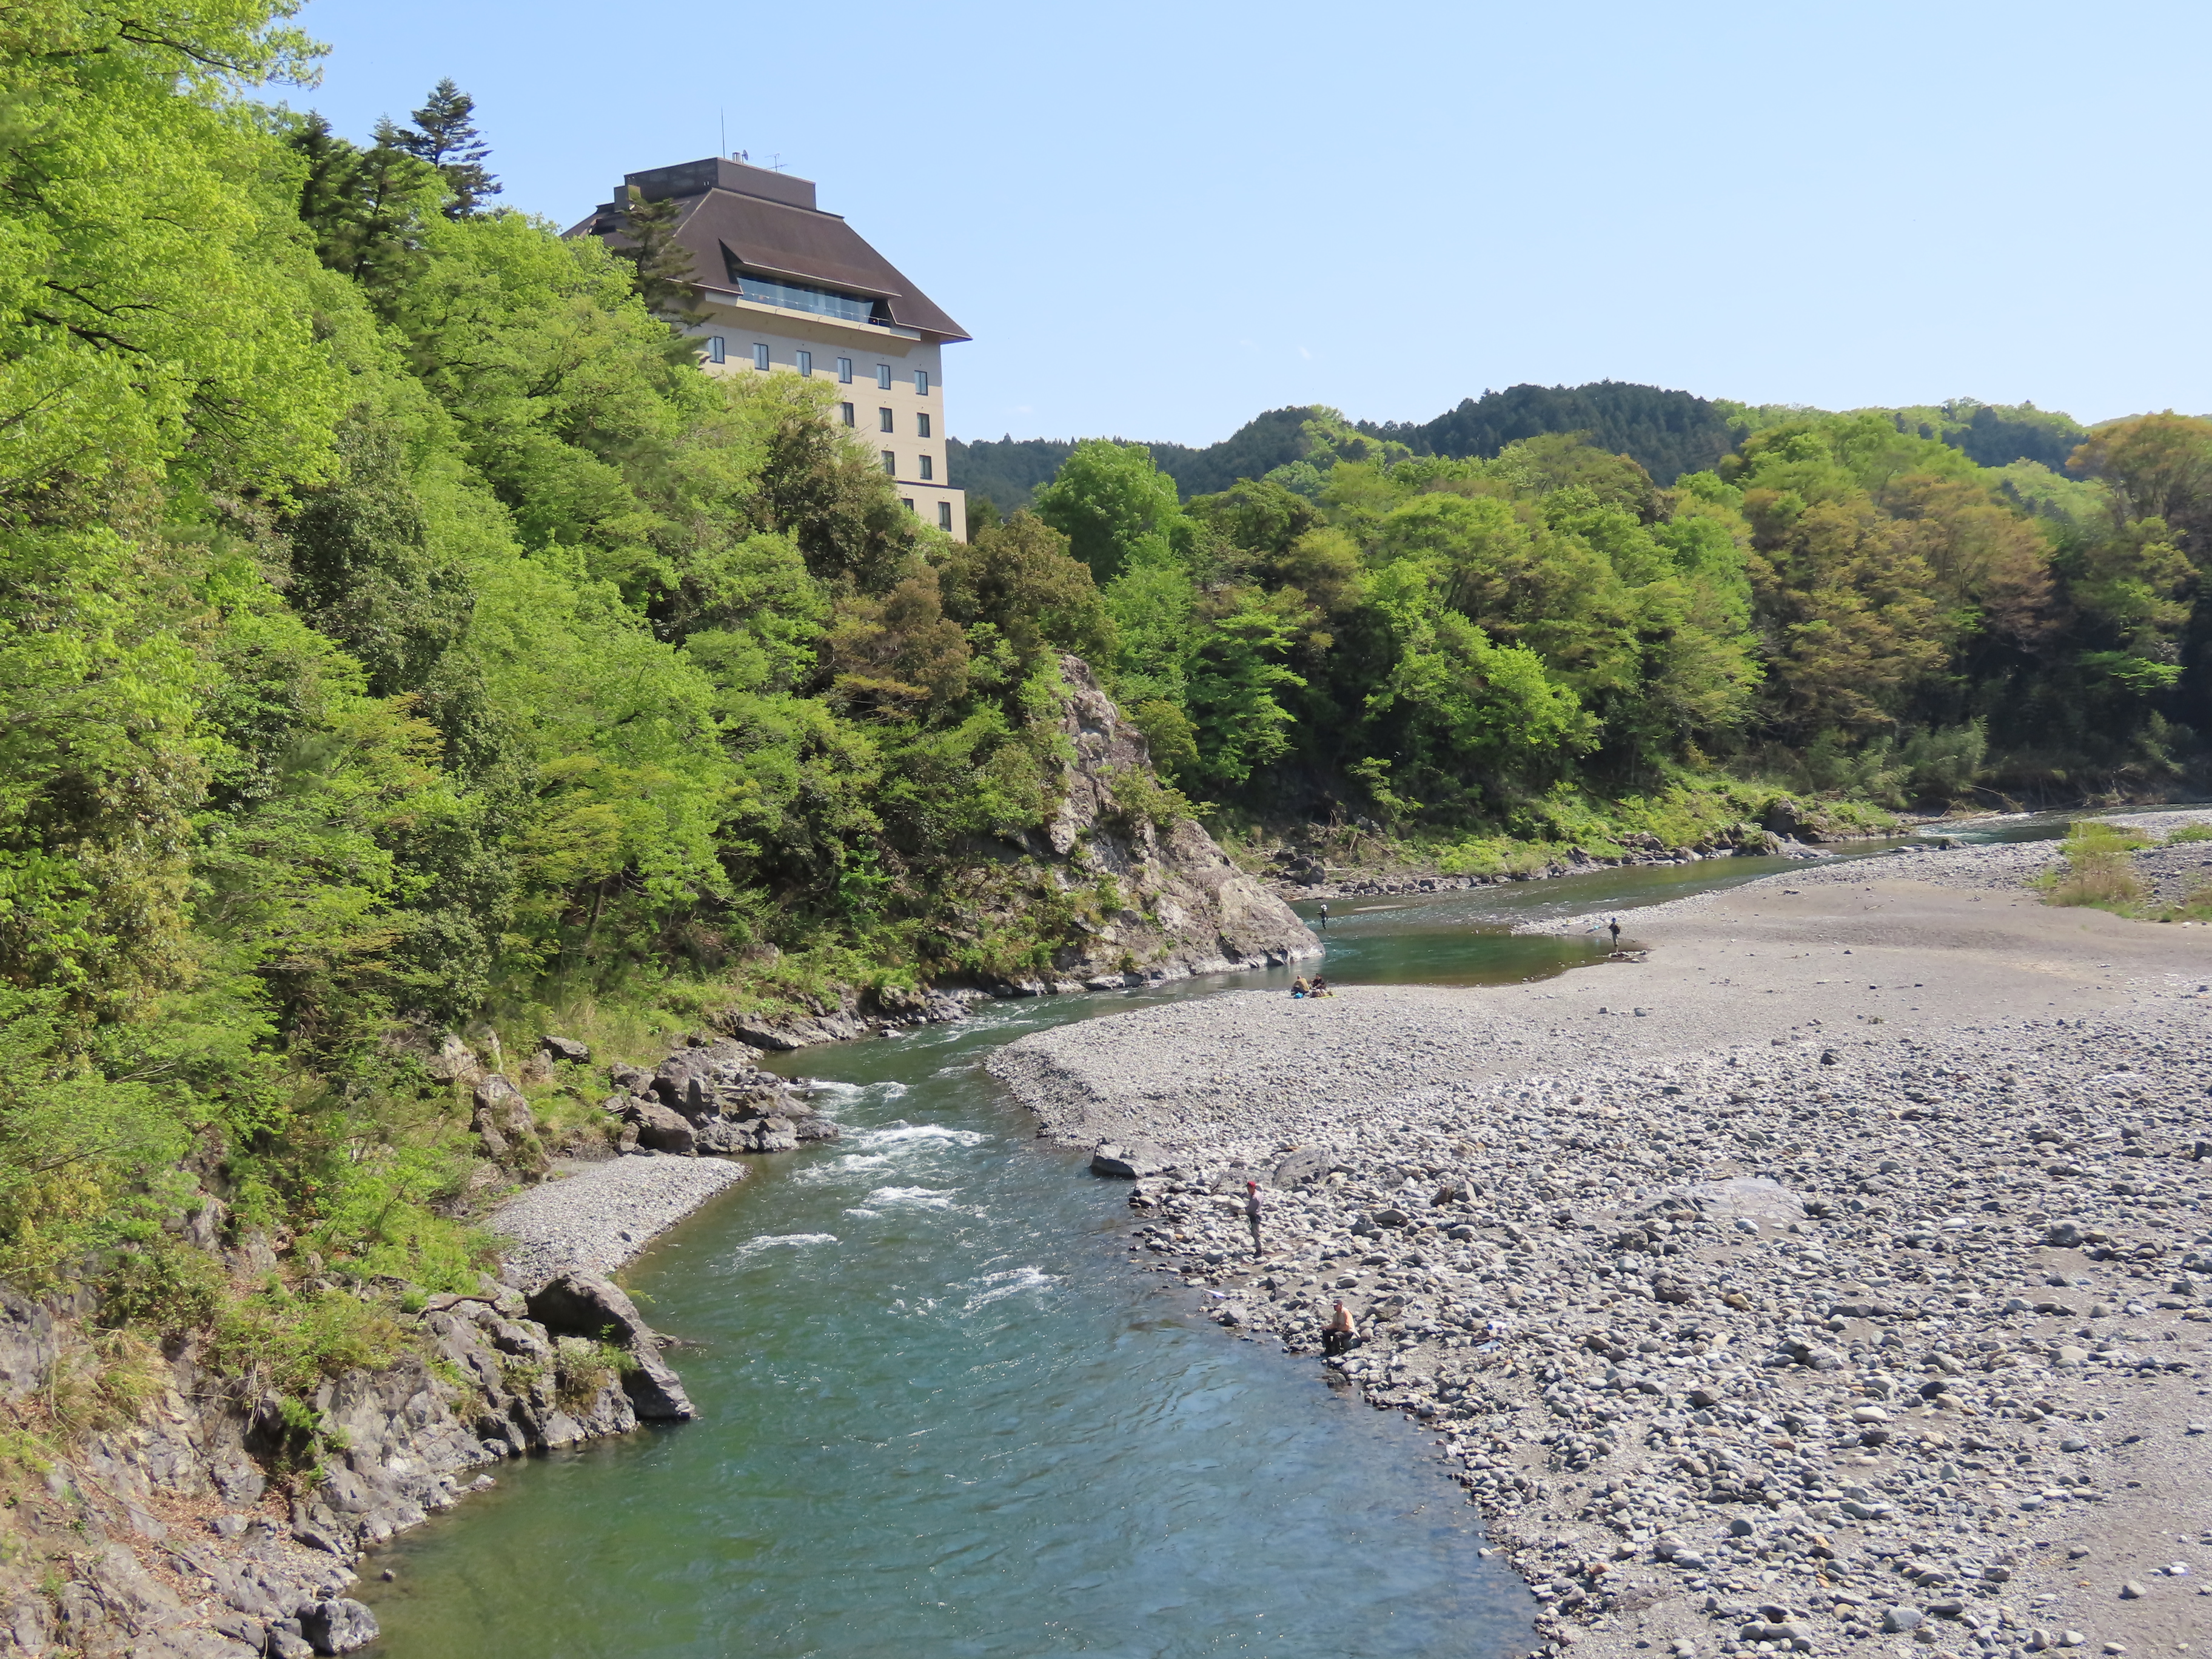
[1007,655,1319,993]
[0,1273,681,1657]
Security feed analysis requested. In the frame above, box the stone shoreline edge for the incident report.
[984,849,2212,1659]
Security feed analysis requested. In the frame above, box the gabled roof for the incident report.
[567,157,970,344]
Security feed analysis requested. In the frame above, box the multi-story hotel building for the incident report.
[570,156,971,537]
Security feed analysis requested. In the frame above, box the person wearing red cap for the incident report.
[1242,1179,1263,1258]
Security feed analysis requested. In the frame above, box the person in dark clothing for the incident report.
[1607,916,1621,947]
[1318,902,1329,928]
[1243,1179,1263,1258]
[1322,1301,1356,1355]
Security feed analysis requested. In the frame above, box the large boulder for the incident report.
[626,1099,698,1156]
[1091,1142,1173,1179]
[526,1273,694,1421]
[300,1597,380,1654]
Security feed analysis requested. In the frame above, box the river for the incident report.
[360,813,2133,1657]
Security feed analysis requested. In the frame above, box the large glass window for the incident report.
[752,342,770,370]
[916,412,931,438]
[937,501,952,531]
[919,455,933,481]
[729,268,876,323]
[796,349,812,377]
[704,336,725,364]
[881,451,896,476]
[876,364,892,390]
[878,407,894,433]
[914,369,930,395]
[839,402,855,427]
[836,357,853,384]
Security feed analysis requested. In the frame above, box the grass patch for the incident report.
[2038,821,2150,912]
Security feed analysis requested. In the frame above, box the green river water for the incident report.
[360,813,2130,1657]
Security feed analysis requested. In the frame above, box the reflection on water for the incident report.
[361,806,2160,1655]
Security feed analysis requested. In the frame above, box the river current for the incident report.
[361,813,2123,1656]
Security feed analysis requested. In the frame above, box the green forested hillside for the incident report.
[1021,415,2205,837]
[0,0,2206,1408]
[0,4,1134,1358]
[952,386,2099,510]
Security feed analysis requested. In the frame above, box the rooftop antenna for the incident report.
[769,153,784,172]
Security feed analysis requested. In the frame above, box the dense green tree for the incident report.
[376,78,501,217]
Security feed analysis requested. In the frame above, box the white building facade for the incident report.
[571,157,970,538]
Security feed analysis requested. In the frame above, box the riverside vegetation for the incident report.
[2,0,2210,1650]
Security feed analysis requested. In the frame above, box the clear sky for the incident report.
[291,0,2210,447]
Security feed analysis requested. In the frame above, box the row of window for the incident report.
[699,337,928,392]
[901,498,956,531]
[879,450,936,480]
[836,404,930,438]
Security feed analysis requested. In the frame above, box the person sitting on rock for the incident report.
[1322,1300,1358,1355]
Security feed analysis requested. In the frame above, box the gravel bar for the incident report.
[991,859,2212,1659]
[491,1154,748,1289]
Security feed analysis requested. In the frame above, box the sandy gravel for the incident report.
[491,1155,748,1289]
[990,857,2212,1659]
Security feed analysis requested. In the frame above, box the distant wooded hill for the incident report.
[949,382,2090,509]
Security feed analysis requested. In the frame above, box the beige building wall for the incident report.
[687,292,967,540]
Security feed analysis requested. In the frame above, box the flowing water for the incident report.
[362,809,2155,1656]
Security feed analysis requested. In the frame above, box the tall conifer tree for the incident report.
[375,78,500,218]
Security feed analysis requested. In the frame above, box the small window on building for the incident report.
[876,364,893,389]
[881,451,896,476]
[902,497,916,514]
[937,501,953,531]
[919,455,933,481]
[796,349,812,377]
[879,407,894,433]
[916,412,931,438]
[752,343,770,370]
[705,335,725,364]
[914,369,930,395]
[839,402,855,427]
[836,357,853,384]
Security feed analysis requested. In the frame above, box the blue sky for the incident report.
[292,0,2210,447]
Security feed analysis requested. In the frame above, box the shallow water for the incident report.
[361,808,2170,1655]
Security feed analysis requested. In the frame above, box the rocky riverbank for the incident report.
[990,857,2212,1659]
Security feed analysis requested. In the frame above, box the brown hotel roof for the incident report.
[568,156,970,344]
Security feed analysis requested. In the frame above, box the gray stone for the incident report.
[1091,1142,1172,1179]
[300,1597,380,1654]
[1883,1606,1924,1633]
[525,1272,693,1421]
[626,1098,698,1156]
[540,1034,591,1064]
[0,1286,56,1401]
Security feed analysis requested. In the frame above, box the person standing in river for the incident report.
[1607,916,1620,948]
[1244,1179,1264,1258]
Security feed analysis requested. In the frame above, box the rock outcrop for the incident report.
[1005,655,1318,991]
[598,1037,843,1155]
[0,1279,683,1657]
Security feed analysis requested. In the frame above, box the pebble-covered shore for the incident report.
[991,854,2212,1659]
[492,1154,749,1288]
